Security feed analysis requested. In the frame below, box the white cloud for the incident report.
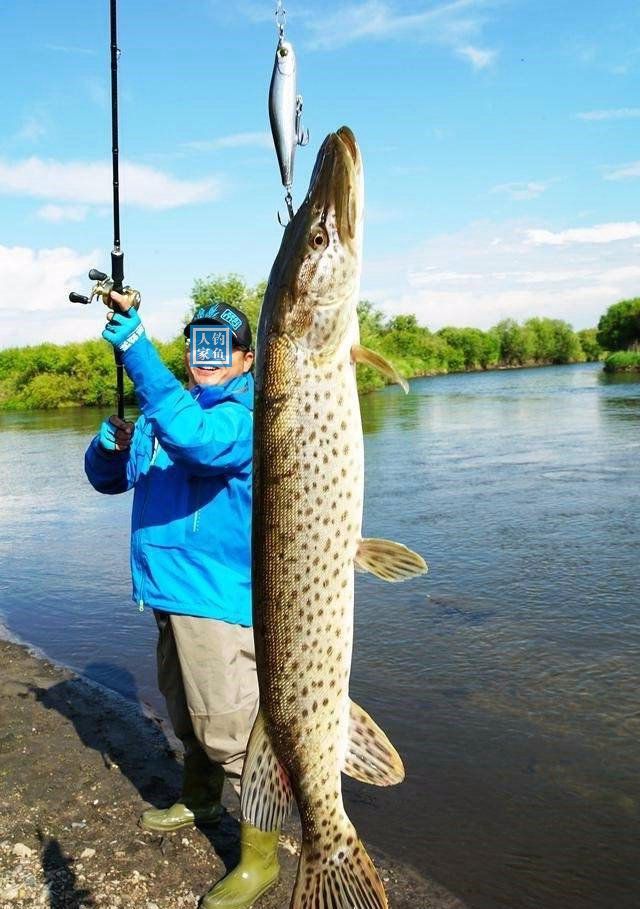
[227,2,274,24]
[36,205,90,223]
[0,245,96,316]
[0,244,96,347]
[574,43,597,65]
[361,219,640,331]
[45,44,96,56]
[142,298,193,342]
[408,268,484,284]
[603,161,640,181]
[85,78,109,110]
[365,205,402,225]
[0,158,221,210]
[526,222,640,246]
[389,163,430,177]
[304,0,393,46]
[0,244,190,348]
[302,0,497,69]
[457,45,496,69]
[182,132,272,152]
[491,181,551,201]
[14,117,47,142]
[576,108,640,121]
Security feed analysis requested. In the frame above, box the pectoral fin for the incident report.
[355,537,428,581]
[241,710,294,831]
[342,700,405,786]
[351,344,409,393]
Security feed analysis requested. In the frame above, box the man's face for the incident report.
[185,344,254,388]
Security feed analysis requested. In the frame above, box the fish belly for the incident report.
[249,334,395,908]
[254,340,362,803]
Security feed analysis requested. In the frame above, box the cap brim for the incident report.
[184,318,249,348]
[185,318,233,337]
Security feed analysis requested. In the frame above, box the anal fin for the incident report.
[240,710,294,831]
[351,344,409,393]
[343,699,405,786]
[355,538,428,581]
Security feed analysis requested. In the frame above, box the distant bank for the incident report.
[0,296,600,410]
[596,297,640,373]
[603,351,640,373]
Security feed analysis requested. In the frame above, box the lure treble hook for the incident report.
[277,190,295,226]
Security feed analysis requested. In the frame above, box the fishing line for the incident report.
[69,0,140,419]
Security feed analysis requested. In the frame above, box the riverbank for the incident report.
[0,355,604,411]
[0,638,465,909]
[0,306,599,409]
[603,351,640,373]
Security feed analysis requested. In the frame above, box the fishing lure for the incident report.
[268,4,309,223]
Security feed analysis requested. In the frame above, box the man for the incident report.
[84,294,279,909]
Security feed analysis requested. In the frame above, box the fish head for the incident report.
[260,126,364,361]
[274,39,296,77]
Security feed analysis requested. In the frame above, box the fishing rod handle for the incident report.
[115,356,125,420]
[111,249,124,293]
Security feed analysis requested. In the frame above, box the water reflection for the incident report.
[598,396,640,423]
[598,370,640,387]
[0,408,115,434]
[359,384,416,435]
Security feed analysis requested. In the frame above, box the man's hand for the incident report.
[99,416,134,452]
[102,304,145,352]
[109,290,133,313]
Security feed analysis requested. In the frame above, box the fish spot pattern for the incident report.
[253,222,390,907]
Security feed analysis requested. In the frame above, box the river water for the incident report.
[0,362,638,909]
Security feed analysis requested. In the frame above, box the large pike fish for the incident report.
[242,125,427,909]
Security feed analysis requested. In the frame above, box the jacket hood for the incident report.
[191,372,254,412]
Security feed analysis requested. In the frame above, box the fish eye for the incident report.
[278,47,288,57]
[309,227,328,250]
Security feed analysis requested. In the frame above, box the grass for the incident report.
[603,351,640,373]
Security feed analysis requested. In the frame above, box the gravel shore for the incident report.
[0,638,466,909]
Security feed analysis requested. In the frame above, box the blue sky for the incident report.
[1,0,639,347]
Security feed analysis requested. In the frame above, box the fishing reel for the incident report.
[69,268,141,311]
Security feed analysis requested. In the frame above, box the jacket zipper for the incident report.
[192,477,201,533]
[137,435,160,611]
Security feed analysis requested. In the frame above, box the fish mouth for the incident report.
[336,125,358,163]
[308,126,360,192]
[305,125,362,243]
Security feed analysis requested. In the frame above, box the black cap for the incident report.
[184,301,252,350]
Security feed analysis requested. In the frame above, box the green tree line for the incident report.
[0,274,603,410]
[596,297,640,373]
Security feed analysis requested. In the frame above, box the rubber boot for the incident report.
[201,823,280,909]
[139,748,225,833]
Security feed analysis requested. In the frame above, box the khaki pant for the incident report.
[154,611,259,796]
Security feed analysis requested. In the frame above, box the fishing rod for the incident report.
[268,0,309,224]
[69,0,140,420]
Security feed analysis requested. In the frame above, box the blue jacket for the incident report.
[84,334,253,625]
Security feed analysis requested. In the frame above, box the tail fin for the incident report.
[291,822,387,909]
